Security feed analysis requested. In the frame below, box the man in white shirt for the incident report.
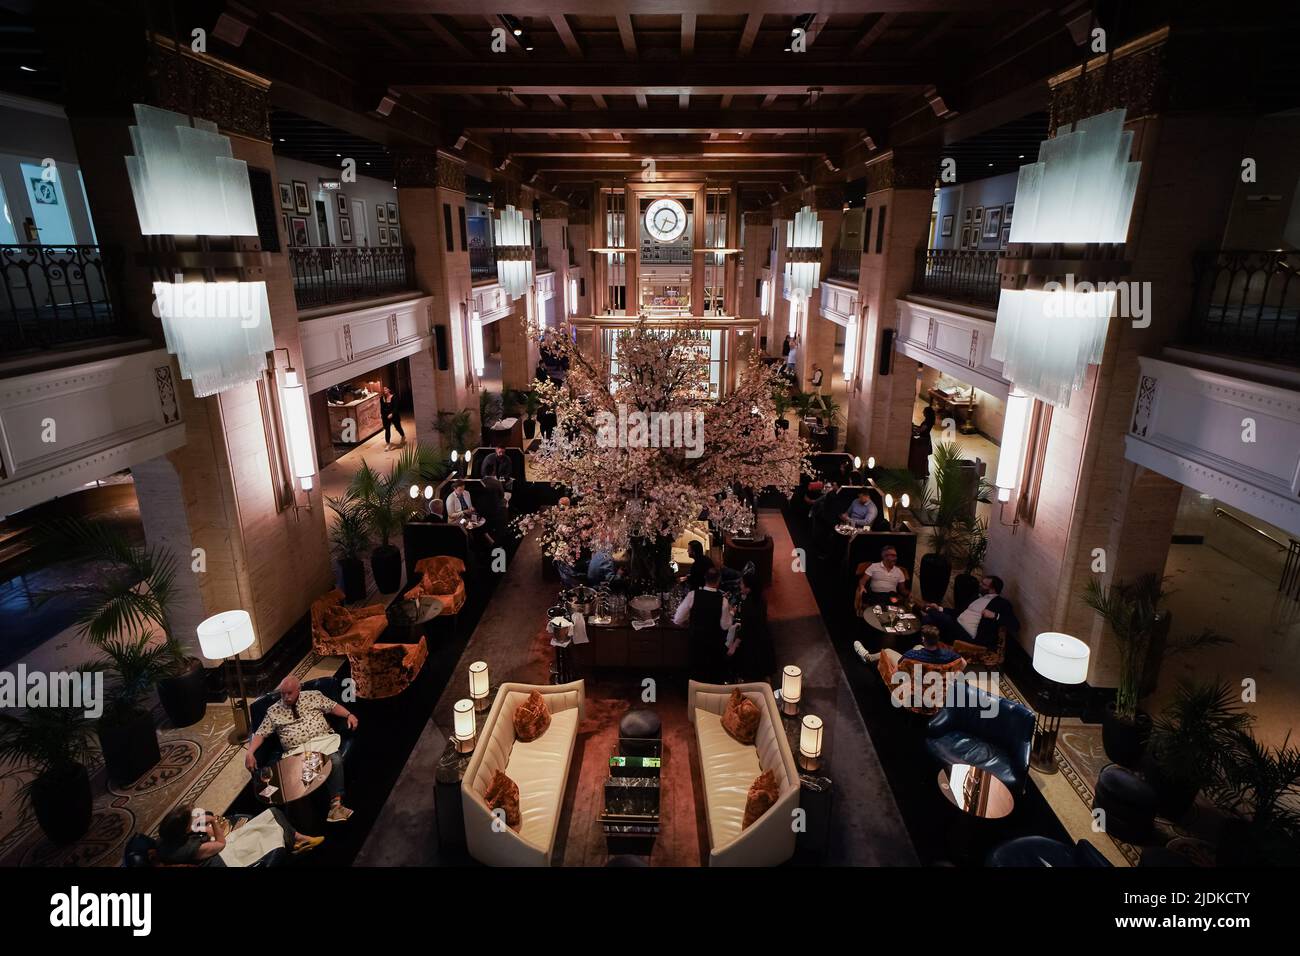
[673,566,734,682]
[445,479,475,520]
[923,575,1017,649]
[856,546,910,610]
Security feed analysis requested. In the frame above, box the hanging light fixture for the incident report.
[784,204,823,302]
[154,279,274,397]
[993,109,1140,408]
[470,309,486,376]
[493,204,534,300]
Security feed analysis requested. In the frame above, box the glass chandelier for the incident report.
[493,204,534,300]
[992,109,1140,407]
[784,205,823,302]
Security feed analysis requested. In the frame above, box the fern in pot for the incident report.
[86,634,176,786]
[327,491,370,603]
[1145,678,1251,821]
[1211,729,1300,866]
[350,443,446,594]
[0,706,96,845]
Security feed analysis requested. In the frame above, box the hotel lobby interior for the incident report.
[1,0,1298,912]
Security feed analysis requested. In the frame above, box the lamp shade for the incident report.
[196,609,255,661]
[781,665,803,705]
[800,714,824,760]
[453,698,476,750]
[1032,632,1090,685]
[469,661,490,701]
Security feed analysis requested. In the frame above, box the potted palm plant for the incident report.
[952,517,989,611]
[521,389,541,440]
[1145,678,1251,820]
[327,491,370,603]
[89,634,175,786]
[437,408,474,461]
[0,706,96,844]
[1082,573,1230,768]
[1211,729,1300,866]
[41,518,206,729]
[772,387,792,432]
[479,390,502,446]
[349,443,445,594]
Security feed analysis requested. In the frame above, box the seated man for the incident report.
[245,677,358,824]
[841,489,879,528]
[923,575,1017,649]
[445,479,476,521]
[856,546,910,608]
[425,498,447,523]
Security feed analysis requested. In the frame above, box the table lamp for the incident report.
[469,661,491,712]
[197,610,256,743]
[453,698,477,753]
[780,664,803,717]
[799,714,824,771]
[1030,632,1090,773]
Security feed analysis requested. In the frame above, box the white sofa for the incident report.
[688,680,800,866]
[461,680,585,867]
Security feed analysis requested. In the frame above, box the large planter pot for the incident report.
[951,572,980,612]
[338,556,367,604]
[370,544,403,594]
[98,711,162,787]
[1216,819,1269,867]
[31,764,92,845]
[918,553,952,604]
[1101,704,1151,769]
[523,417,537,439]
[1142,756,1199,821]
[157,656,207,728]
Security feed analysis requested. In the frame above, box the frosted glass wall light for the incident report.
[994,389,1031,503]
[279,363,316,492]
[154,279,274,397]
[470,309,485,376]
[784,205,823,300]
[493,204,534,300]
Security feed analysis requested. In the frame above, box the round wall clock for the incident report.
[644,198,688,243]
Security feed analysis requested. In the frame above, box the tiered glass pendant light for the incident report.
[784,205,823,302]
[992,109,1140,407]
[493,204,534,300]
[127,103,273,397]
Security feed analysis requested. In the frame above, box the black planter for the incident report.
[1216,819,1268,866]
[918,553,952,604]
[31,764,92,845]
[371,544,403,594]
[98,711,162,788]
[1142,756,1199,821]
[1101,705,1151,769]
[952,572,980,612]
[523,418,537,439]
[157,657,207,728]
[338,557,367,603]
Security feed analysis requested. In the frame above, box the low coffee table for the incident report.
[938,763,1014,819]
[386,597,443,643]
[254,751,333,831]
[861,603,922,641]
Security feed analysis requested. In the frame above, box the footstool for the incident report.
[1093,763,1158,844]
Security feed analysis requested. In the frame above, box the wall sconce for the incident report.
[567,277,578,316]
[409,484,421,500]
[780,664,802,717]
[996,388,1031,531]
[453,698,477,753]
[469,661,490,712]
[275,349,315,498]
[842,315,857,386]
[799,714,824,771]
[760,278,772,317]
[470,309,485,377]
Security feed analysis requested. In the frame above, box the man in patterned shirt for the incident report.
[245,676,359,823]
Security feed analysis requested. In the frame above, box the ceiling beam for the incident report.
[548,93,567,109]
[851,12,896,56]
[591,92,608,109]
[264,1,1011,15]
[444,109,867,133]
[551,13,583,58]
[681,13,696,57]
[738,12,762,56]
[503,140,833,158]
[616,13,638,58]
[420,14,474,59]
[908,12,961,54]
[635,92,648,109]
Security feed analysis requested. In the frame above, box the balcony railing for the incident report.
[470,245,497,280]
[289,245,416,310]
[1,244,124,354]
[828,245,861,282]
[1188,249,1300,365]
[913,248,1001,306]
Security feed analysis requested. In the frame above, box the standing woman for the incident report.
[380,384,406,449]
[909,405,936,479]
[732,571,775,683]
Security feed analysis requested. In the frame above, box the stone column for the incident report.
[799,184,845,393]
[741,210,773,345]
[539,198,570,330]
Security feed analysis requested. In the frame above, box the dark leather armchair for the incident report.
[925,682,1035,794]
[247,676,356,771]
[986,836,1112,868]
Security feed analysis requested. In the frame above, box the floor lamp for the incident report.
[1030,632,1090,773]
[197,610,257,745]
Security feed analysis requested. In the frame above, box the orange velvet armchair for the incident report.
[310,589,427,699]
[403,556,467,618]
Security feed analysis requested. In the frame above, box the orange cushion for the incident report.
[721,687,760,745]
[742,769,780,829]
[483,769,521,832]
[322,605,353,636]
[513,689,552,742]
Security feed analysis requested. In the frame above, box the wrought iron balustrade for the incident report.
[828,245,862,282]
[470,245,497,279]
[0,244,123,353]
[1188,249,1300,365]
[289,244,416,310]
[913,248,1002,306]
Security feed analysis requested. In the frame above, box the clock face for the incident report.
[644,198,688,243]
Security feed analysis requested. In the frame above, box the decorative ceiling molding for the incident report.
[394,150,467,191]
[145,35,271,142]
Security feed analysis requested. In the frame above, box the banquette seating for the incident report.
[687,681,800,867]
[461,680,586,867]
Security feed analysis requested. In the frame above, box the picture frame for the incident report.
[1000,224,1012,248]
[378,225,389,245]
[983,206,1003,239]
[974,206,984,223]
[339,216,352,242]
[292,180,310,214]
[960,226,971,248]
[940,213,954,238]
[282,213,290,239]
[963,207,972,223]
[336,193,348,216]
[279,182,294,211]
[1004,202,1015,223]
[376,204,387,224]
[387,202,398,225]
[290,216,309,246]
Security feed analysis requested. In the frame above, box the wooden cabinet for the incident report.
[328,392,382,444]
[571,622,691,671]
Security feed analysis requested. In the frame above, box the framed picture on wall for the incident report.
[292,180,310,214]
[339,216,352,242]
[1000,225,1012,248]
[941,214,954,237]
[336,193,348,215]
[387,202,398,225]
[378,226,389,245]
[281,212,289,238]
[974,206,984,223]
[377,204,387,224]
[983,206,1002,239]
[963,207,972,223]
[1004,202,1015,223]
[959,226,970,248]
[290,216,309,246]
[279,182,294,210]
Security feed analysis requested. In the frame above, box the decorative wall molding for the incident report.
[493,179,524,209]
[539,199,569,219]
[743,210,773,226]
[0,347,187,514]
[535,271,556,302]
[146,36,271,142]
[394,150,467,191]
[1124,355,1300,537]
[863,147,940,195]
[895,299,1010,398]
[813,184,846,211]
[819,280,858,326]
[472,283,515,324]
[301,295,434,393]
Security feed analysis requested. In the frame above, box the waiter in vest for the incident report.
[672,566,734,683]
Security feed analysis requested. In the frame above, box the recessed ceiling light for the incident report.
[513,28,522,36]
[278,137,285,142]
[1018,154,1025,159]
[525,45,534,51]
[19,65,37,73]
[988,162,994,167]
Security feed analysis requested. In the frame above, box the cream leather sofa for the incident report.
[461,680,585,866]
[688,680,800,866]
